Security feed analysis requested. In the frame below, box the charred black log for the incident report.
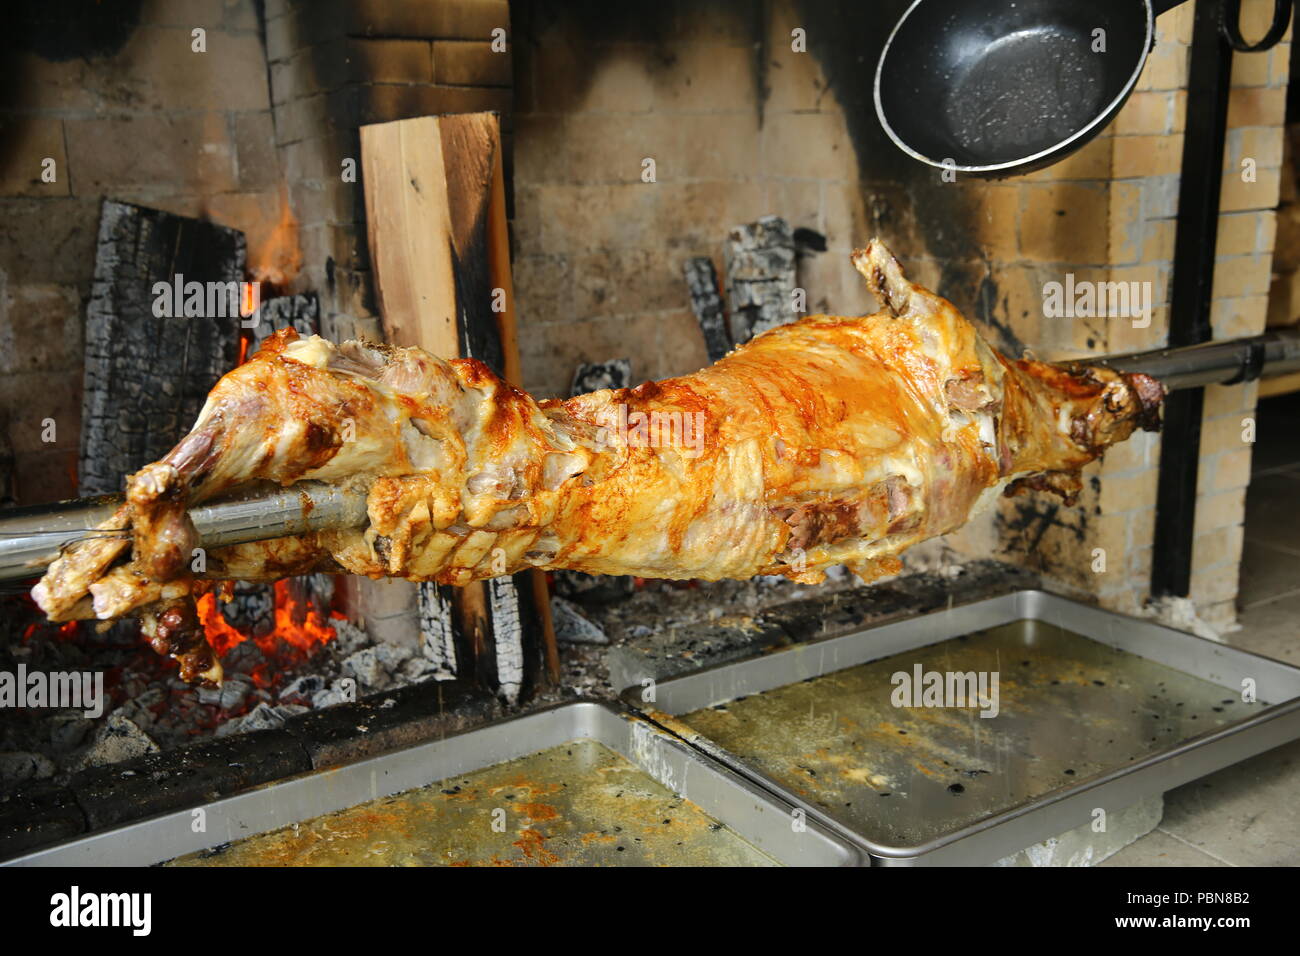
[79,201,243,496]
[725,215,797,345]
[682,257,732,363]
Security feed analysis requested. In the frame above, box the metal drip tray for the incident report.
[628,591,1300,865]
[7,702,859,867]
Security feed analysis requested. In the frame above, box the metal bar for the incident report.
[0,481,368,583]
[1100,328,1300,391]
[1151,0,1235,599]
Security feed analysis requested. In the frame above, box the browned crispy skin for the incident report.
[34,240,1163,683]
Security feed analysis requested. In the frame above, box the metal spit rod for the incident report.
[0,481,368,583]
[1098,327,1300,392]
[1,327,1298,584]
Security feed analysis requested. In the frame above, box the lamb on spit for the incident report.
[33,240,1163,685]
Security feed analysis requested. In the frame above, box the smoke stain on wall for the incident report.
[5,0,142,61]
[791,1,979,247]
[792,0,1032,354]
[514,0,766,107]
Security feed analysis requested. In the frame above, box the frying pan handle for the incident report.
[1220,0,1293,52]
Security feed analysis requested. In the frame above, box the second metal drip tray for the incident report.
[8,702,858,867]
[628,590,1300,866]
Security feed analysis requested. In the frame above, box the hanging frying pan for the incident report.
[874,0,1293,177]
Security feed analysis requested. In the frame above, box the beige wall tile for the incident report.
[0,118,69,198]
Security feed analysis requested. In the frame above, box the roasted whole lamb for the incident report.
[34,241,1163,684]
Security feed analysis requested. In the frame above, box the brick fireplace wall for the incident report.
[263,0,512,341]
[511,0,875,399]
[1063,1,1289,631]
[0,0,283,504]
[510,0,1290,630]
[1190,2,1290,630]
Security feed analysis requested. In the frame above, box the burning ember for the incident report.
[196,580,341,689]
[241,282,260,320]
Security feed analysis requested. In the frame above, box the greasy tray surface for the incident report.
[636,591,1300,864]
[9,702,857,867]
[679,619,1261,849]
[170,739,775,866]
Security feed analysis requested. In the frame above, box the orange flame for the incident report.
[196,592,246,657]
[270,579,336,651]
[249,185,303,288]
[196,580,336,684]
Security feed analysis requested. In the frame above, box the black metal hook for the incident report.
[1220,0,1293,52]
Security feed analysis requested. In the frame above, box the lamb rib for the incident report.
[34,241,1163,684]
